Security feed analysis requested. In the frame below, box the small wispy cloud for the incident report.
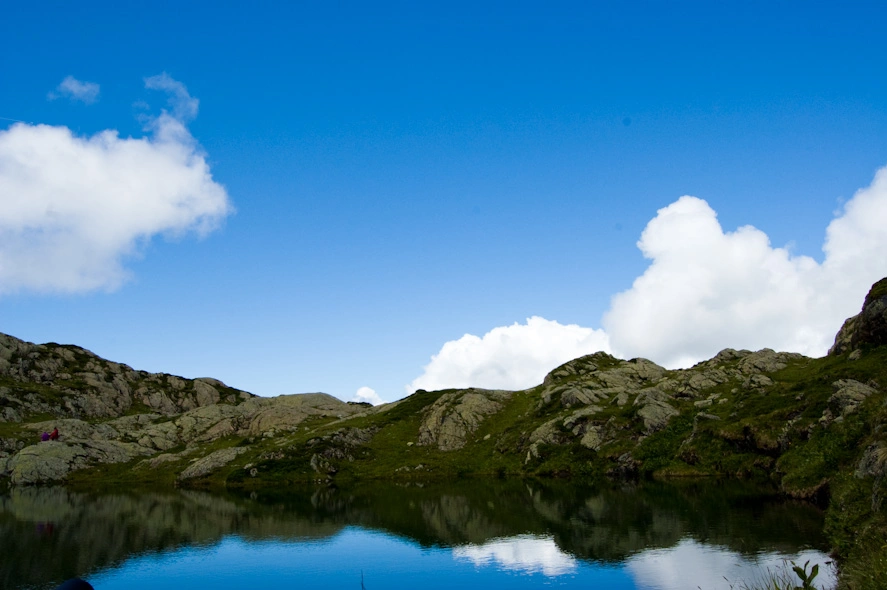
[144,72,199,121]
[48,76,100,104]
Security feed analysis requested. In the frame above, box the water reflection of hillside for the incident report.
[0,479,828,589]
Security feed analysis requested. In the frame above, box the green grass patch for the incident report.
[633,414,694,475]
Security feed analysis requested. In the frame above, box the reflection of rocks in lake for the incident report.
[0,479,828,590]
[0,486,345,590]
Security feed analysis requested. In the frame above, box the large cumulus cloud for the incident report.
[604,166,887,368]
[409,164,887,392]
[0,75,231,295]
[602,196,826,367]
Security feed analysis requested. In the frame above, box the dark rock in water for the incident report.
[56,579,94,590]
[829,277,887,355]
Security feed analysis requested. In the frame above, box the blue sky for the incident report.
[2,1,887,403]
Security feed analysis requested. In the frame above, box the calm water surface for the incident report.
[0,479,836,589]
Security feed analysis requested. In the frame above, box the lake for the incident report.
[0,478,836,590]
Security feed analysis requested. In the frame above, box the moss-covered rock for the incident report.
[418,389,512,451]
[830,277,887,355]
[178,447,248,480]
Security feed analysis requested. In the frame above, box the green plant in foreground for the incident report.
[789,561,821,590]
[727,560,824,590]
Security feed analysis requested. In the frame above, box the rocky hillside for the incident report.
[1,278,886,587]
[0,279,885,492]
[0,334,255,420]
[0,338,369,485]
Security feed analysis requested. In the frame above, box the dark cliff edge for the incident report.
[2,278,887,589]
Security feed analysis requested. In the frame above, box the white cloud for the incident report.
[603,196,825,367]
[352,386,384,405]
[409,164,887,390]
[144,72,199,121]
[821,164,887,300]
[453,534,577,577]
[625,538,835,590]
[604,164,887,368]
[48,76,101,104]
[407,317,610,393]
[0,75,231,295]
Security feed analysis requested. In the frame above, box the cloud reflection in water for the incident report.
[452,535,836,589]
[625,538,836,590]
[453,534,578,576]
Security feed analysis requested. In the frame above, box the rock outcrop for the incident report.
[419,389,512,450]
[830,278,887,355]
[0,333,254,422]
[178,447,248,480]
[0,392,370,484]
[829,379,878,417]
[521,345,813,463]
[540,354,675,433]
[4,439,155,485]
[634,388,679,432]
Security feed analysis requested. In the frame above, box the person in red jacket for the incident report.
[49,427,59,441]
